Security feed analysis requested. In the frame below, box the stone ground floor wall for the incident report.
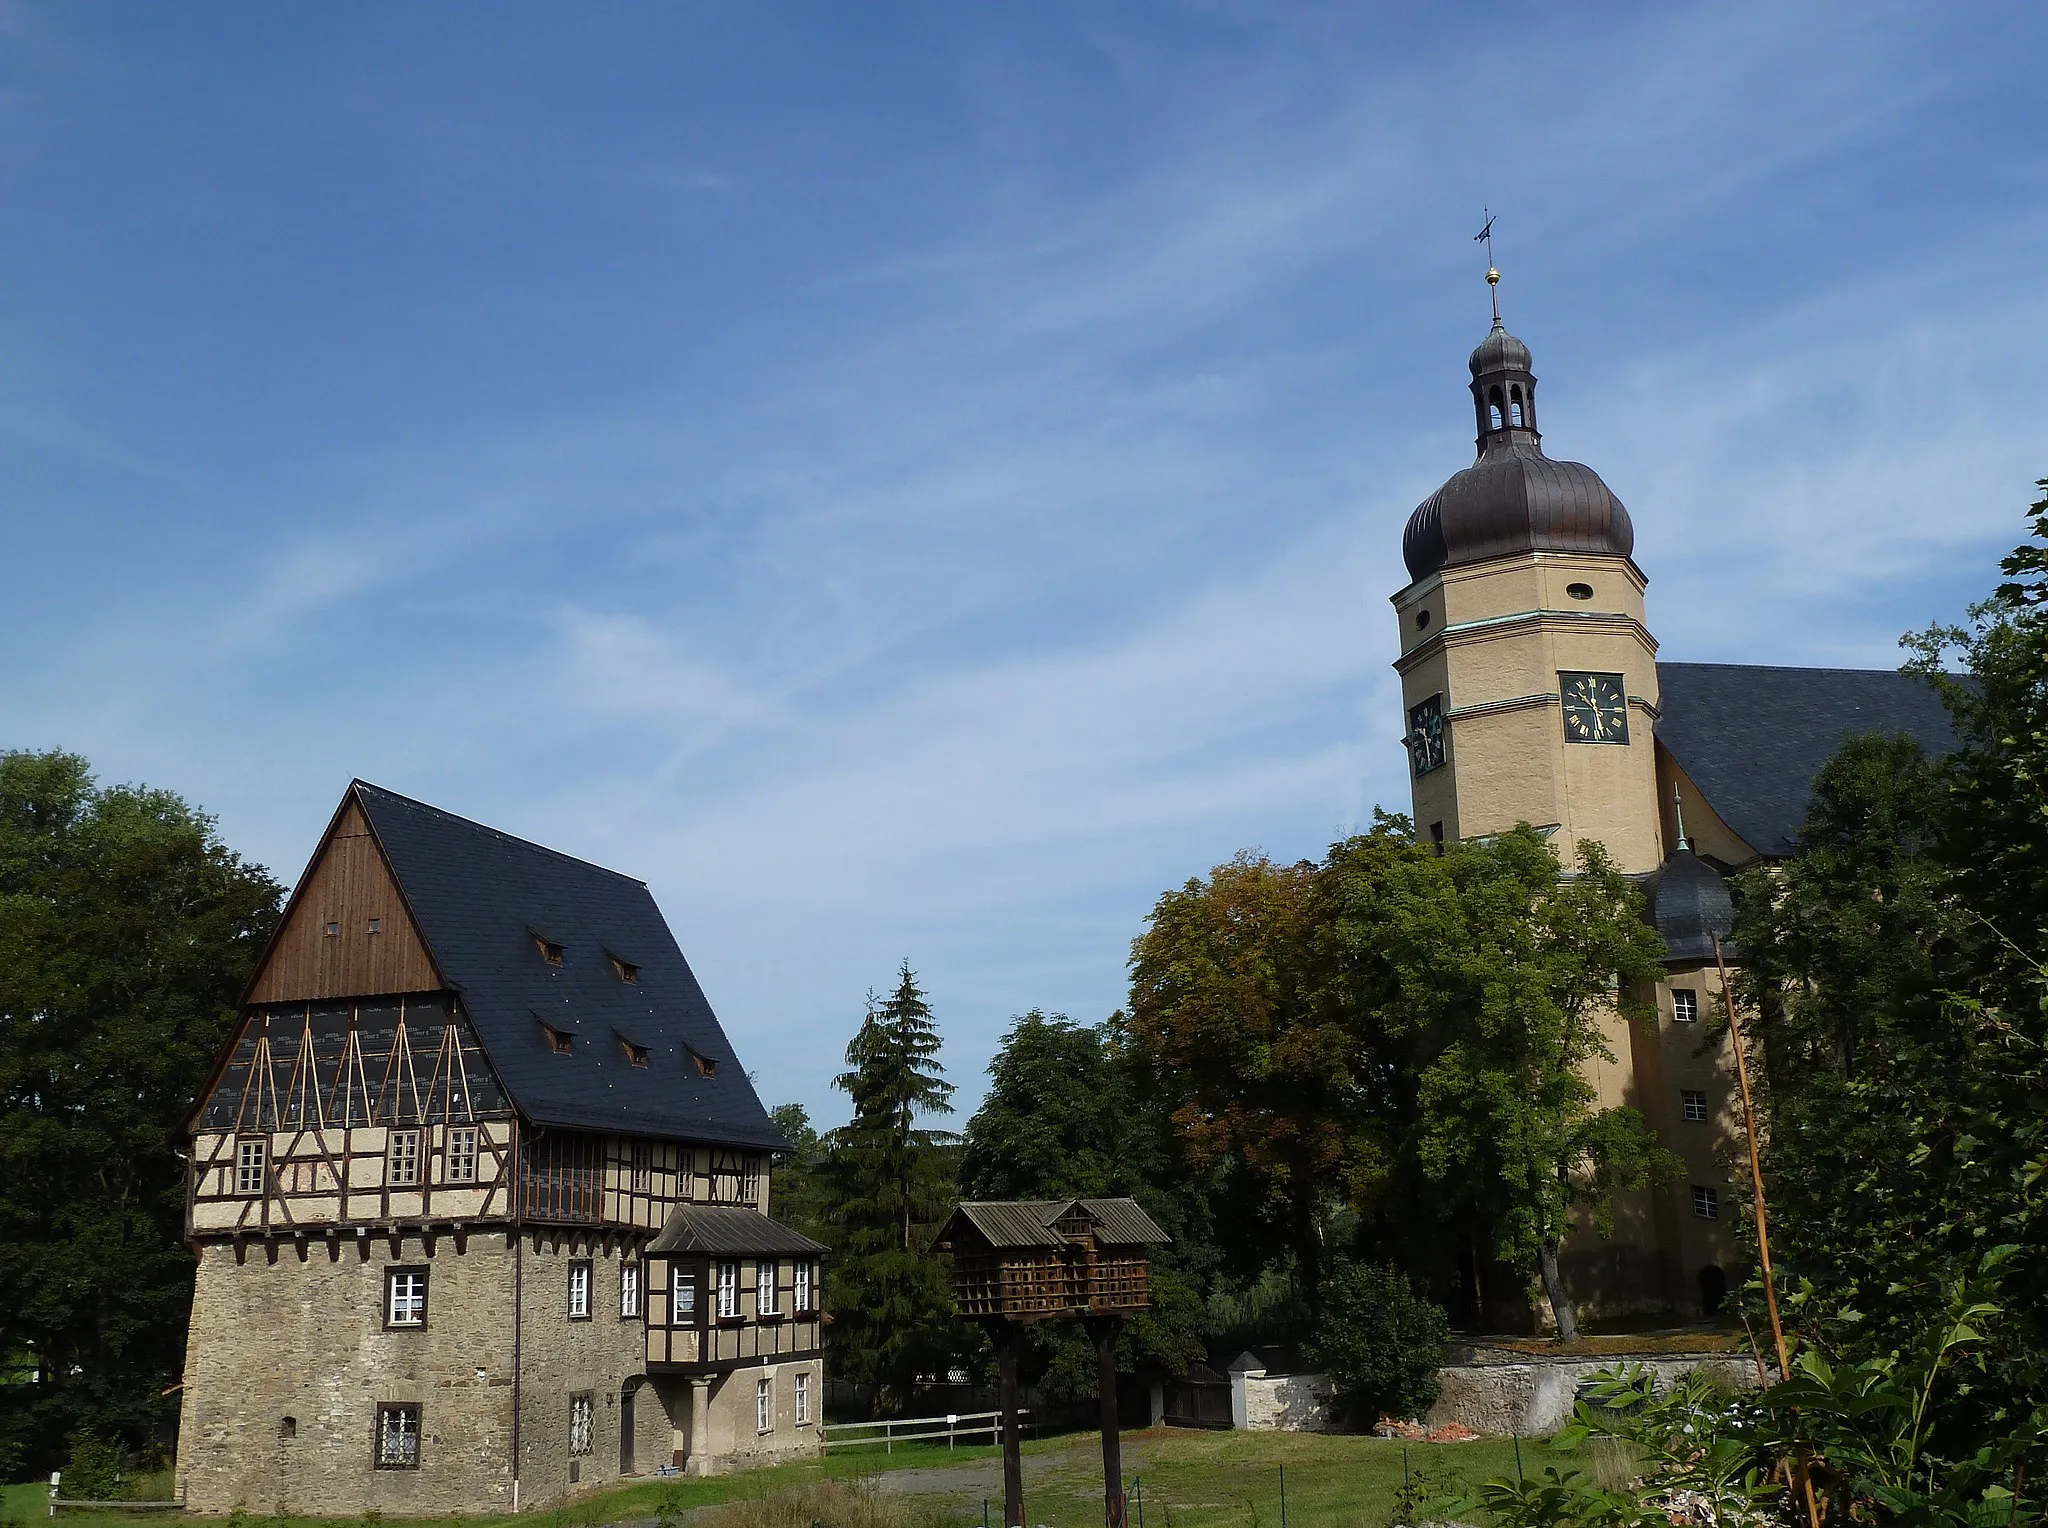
[175,1231,816,1514]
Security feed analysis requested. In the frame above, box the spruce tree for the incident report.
[819,963,961,1410]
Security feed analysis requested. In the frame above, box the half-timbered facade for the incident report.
[175,783,823,1516]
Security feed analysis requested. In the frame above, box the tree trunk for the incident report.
[1292,1187,1324,1317]
[1537,1241,1579,1344]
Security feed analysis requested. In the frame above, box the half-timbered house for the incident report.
[175,782,824,1515]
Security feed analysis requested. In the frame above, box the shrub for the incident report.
[1302,1262,1450,1423]
[60,1433,128,1502]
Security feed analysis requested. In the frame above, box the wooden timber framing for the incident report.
[937,1199,1166,1322]
[641,1253,824,1373]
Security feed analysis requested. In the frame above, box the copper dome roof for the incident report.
[1402,319,1634,583]
[1402,443,1634,582]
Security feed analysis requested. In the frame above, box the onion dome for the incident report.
[1401,320,1634,583]
[1648,847,1735,965]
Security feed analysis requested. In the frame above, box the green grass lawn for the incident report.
[992,1427,1562,1528]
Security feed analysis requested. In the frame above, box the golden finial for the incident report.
[1474,209,1501,324]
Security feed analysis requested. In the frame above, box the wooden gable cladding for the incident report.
[247,798,441,1003]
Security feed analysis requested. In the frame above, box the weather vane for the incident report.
[1474,208,1501,324]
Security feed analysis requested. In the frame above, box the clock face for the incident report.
[1560,671,1630,744]
[1406,693,1447,776]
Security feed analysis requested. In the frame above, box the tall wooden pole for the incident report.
[1714,935,1820,1528]
[1087,1317,1125,1528]
[997,1322,1025,1528]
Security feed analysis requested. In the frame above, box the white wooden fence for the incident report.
[820,1408,1031,1453]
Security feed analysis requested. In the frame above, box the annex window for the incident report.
[544,1024,574,1055]
[534,933,565,966]
[757,1259,778,1316]
[794,1261,813,1313]
[1692,1185,1719,1220]
[621,1262,641,1319]
[387,1130,421,1188]
[235,1137,267,1196]
[1671,989,1700,1023]
[374,1403,421,1469]
[755,1377,773,1435]
[672,1272,697,1325]
[386,1268,428,1328]
[716,1261,738,1319]
[793,1371,811,1427]
[1682,1089,1709,1123]
[446,1126,479,1184]
[568,1260,592,1320]
[631,1141,652,1192]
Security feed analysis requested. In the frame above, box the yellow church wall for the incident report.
[1656,750,1759,866]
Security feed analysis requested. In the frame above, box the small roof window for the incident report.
[690,1050,718,1078]
[609,955,639,984]
[621,1039,650,1068]
[533,933,565,967]
[543,1024,574,1055]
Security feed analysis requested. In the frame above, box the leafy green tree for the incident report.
[767,1102,830,1246]
[957,1010,1211,1400]
[1302,1261,1451,1424]
[1315,824,1675,1343]
[0,751,282,1476]
[818,963,962,1410]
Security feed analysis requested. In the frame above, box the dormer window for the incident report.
[691,1051,718,1078]
[534,934,564,966]
[544,1025,574,1055]
[609,955,639,984]
[622,1039,650,1068]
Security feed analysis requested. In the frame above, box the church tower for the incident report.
[1391,305,1664,873]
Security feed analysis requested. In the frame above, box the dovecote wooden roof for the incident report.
[941,1198,1169,1250]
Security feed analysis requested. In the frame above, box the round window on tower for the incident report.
[1415,609,1432,630]
[1566,583,1594,601]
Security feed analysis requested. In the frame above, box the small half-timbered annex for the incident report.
[175,782,822,1517]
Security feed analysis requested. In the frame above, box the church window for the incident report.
[1510,385,1525,427]
[387,1130,421,1187]
[1566,582,1593,601]
[1682,1089,1709,1122]
[235,1136,266,1195]
[568,1260,592,1320]
[374,1403,421,1469]
[386,1268,428,1328]
[446,1126,478,1184]
[569,1393,595,1458]
[1692,1185,1719,1219]
[620,1262,641,1319]
[1672,989,1699,1023]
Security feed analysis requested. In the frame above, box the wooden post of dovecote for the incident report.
[936,1199,1169,1528]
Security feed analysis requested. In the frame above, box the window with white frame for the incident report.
[1682,1089,1709,1123]
[717,1261,738,1319]
[620,1262,641,1319]
[386,1268,428,1328]
[235,1137,266,1195]
[1692,1185,1719,1220]
[793,1371,811,1427]
[446,1126,478,1184]
[387,1129,421,1187]
[794,1261,812,1312]
[740,1154,762,1205]
[1672,989,1700,1023]
[375,1403,421,1469]
[672,1272,697,1325]
[755,1377,773,1434]
[631,1140,652,1193]
[757,1259,778,1316]
[568,1260,592,1320]
[569,1393,594,1458]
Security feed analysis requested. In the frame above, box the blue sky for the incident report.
[3,3,2043,1127]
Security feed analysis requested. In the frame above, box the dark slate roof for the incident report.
[1646,849,1736,965]
[647,1205,827,1257]
[945,1198,1170,1250]
[352,782,786,1151]
[1655,663,1958,861]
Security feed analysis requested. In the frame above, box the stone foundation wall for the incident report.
[1426,1352,1759,1437]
